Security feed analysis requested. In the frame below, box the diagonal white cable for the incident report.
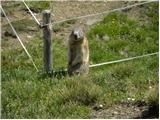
[89,52,159,68]
[22,0,41,26]
[52,1,157,25]
[21,0,157,27]
[63,52,159,71]
[1,5,38,71]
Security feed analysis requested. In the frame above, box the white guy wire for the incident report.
[63,52,158,71]
[1,6,38,71]
[22,0,41,26]
[51,1,157,25]
[89,52,159,68]
[21,0,157,27]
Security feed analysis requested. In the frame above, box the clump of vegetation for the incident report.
[87,10,158,65]
[145,85,159,106]
[59,77,103,105]
[140,85,159,118]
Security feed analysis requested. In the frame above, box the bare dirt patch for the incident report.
[2,1,145,48]
[90,103,158,119]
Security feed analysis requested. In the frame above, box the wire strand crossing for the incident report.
[21,1,157,27]
[22,0,41,26]
[1,5,38,71]
[51,1,157,25]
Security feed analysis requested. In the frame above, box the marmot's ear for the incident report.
[71,30,74,35]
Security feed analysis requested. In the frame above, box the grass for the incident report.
[1,1,50,15]
[1,2,159,119]
[145,85,159,106]
[53,20,77,33]
[25,1,51,13]
[1,2,23,15]
[3,19,37,37]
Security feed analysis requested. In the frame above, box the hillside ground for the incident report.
[1,1,159,119]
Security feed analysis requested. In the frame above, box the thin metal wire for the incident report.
[50,1,54,14]
[21,1,157,27]
[50,1,157,25]
[50,1,54,24]
[89,52,159,68]
[1,5,38,71]
[22,0,41,26]
[5,1,158,71]
[63,52,158,71]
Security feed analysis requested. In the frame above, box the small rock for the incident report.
[27,26,37,32]
[86,18,100,26]
[114,111,118,115]
[132,98,135,101]
[99,104,103,108]
[127,97,131,101]
[93,104,103,111]
[119,48,129,57]
[102,35,110,41]
[27,35,32,38]
[4,31,16,38]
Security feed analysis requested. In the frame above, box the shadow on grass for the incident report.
[38,68,68,79]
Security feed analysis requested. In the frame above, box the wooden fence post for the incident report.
[43,10,52,72]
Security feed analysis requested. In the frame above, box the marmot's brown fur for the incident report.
[68,27,89,76]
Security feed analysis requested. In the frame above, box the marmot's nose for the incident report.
[74,34,77,39]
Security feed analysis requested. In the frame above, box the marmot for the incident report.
[68,27,89,76]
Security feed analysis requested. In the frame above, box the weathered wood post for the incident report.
[42,10,52,72]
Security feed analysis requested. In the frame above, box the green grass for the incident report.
[1,2,159,119]
[53,20,77,33]
[25,1,51,13]
[1,1,51,17]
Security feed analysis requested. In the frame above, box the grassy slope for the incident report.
[1,2,159,119]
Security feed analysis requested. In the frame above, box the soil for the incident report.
[1,1,136,49]
[90,103,159,119]
[1,1,159,119]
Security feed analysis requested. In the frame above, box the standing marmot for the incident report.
[68,27,89,76]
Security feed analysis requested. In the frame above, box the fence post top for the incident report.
[43,10,51,14]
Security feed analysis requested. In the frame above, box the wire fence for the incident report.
[1,5,38,71]
[22,0,41,26]
[1,1,159,72]
[89,52,159,68]
[62,52,158,72]
[22,1,157,27]
[52,1,157,25]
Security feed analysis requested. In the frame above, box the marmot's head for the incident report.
[71,27,84,41]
